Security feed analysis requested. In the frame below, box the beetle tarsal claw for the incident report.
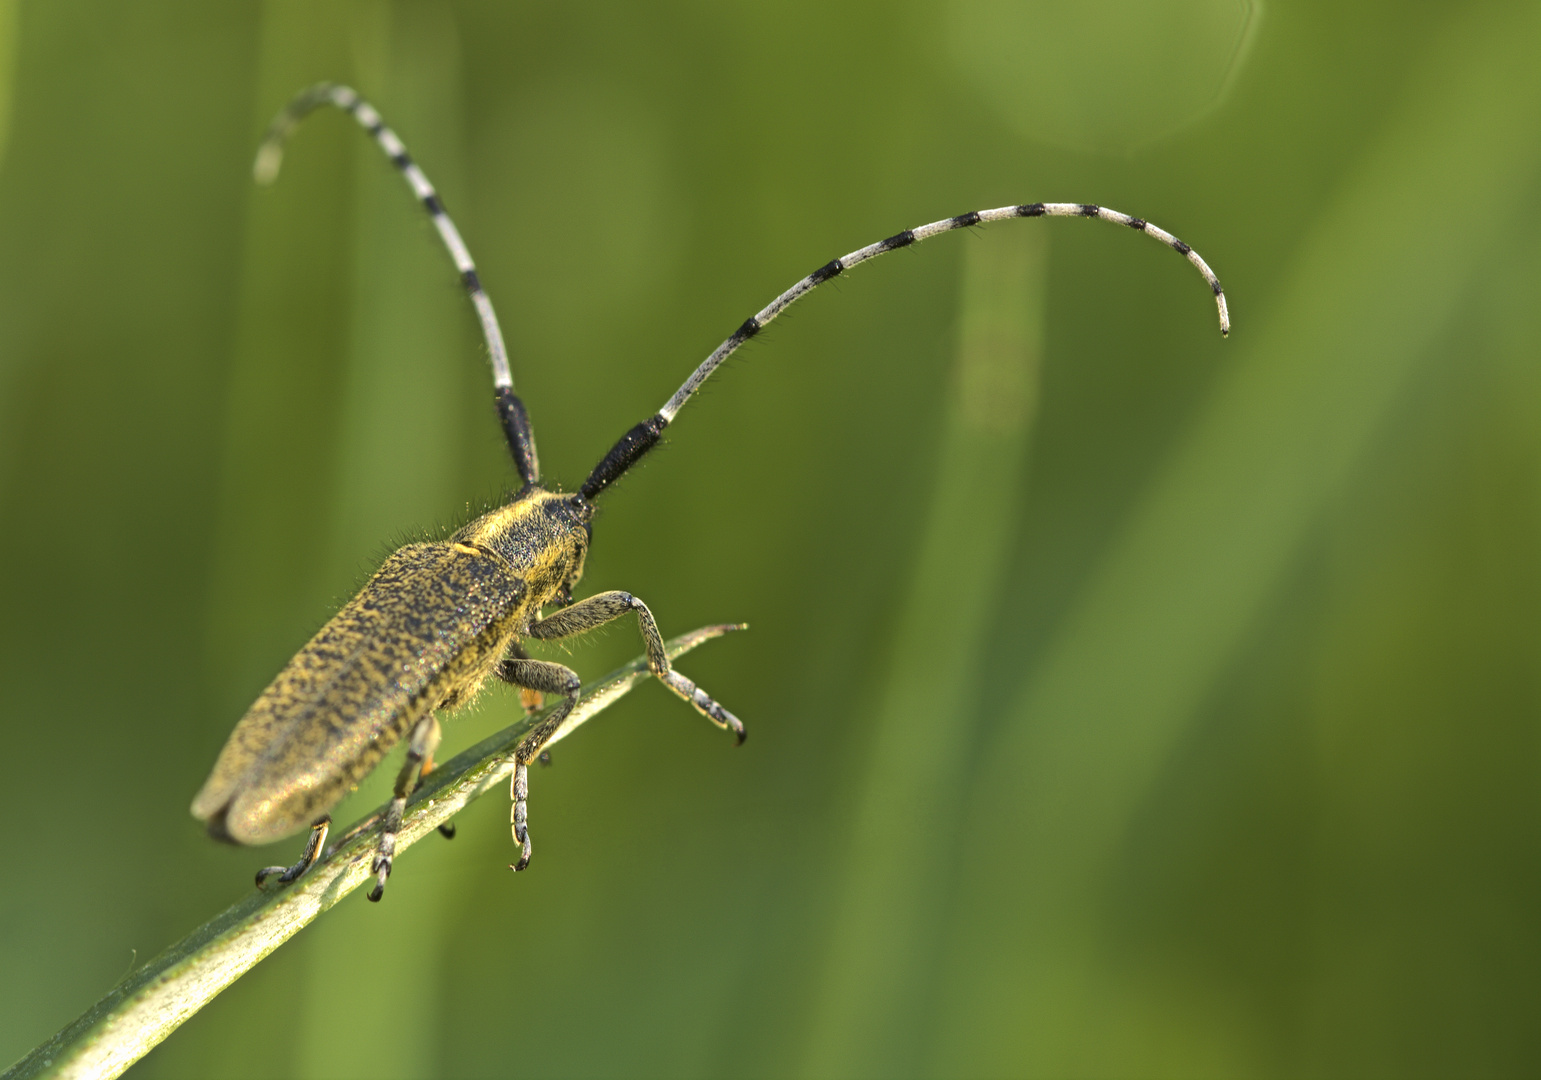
[367,860,391,902]
[254,865,288,889]
[710,701,744,742]
[368,830,399,902]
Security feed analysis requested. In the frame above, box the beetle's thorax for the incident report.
[453,487,592,611]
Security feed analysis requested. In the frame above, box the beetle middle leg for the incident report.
[500,644,553,762]
[414,737,458,840]
[496,657,582,871]
[367,713,442,902]
[529,591,745,743]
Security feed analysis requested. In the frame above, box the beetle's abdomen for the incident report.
[192,541,527,845]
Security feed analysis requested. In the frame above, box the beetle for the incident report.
[192,83,1229,903]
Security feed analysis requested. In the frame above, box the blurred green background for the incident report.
[2,1,1539,1076]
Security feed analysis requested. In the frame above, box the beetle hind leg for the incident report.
[368,714,442,902]
[255,815,332,889]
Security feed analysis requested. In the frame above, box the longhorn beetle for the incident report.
[192,84,1229,903]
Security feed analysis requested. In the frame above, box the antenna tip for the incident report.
[253,143,283,186]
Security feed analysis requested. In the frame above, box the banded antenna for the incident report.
[253,83,540,488]
[580,203,1229,501]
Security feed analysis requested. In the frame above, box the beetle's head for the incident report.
[549,493,595,605]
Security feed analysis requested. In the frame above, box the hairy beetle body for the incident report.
[193,489,591,846]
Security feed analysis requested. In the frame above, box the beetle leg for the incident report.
[368,713,442,902]
[529,592,745,743]
[499,658,582,871]
[415,745,457,840]
[495,643,547,713]
[512,763,530,871]
[255,815,331,889]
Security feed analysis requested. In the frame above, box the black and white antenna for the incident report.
[663,204,1228,423]
[254,83,540,487]
[579,203,1229,501]
[253,86,1228,502]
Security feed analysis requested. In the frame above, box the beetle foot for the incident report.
[368,831,397,902]
[510,762,532,871]
[255,815,330,890]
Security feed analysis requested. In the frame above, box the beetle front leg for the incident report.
[529,591,745,743]
[497,657,581,871]
[367,713,442,902]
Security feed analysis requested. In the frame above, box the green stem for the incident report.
[3,625,742,1080]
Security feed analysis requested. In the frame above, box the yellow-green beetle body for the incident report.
[192,490,590,847]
